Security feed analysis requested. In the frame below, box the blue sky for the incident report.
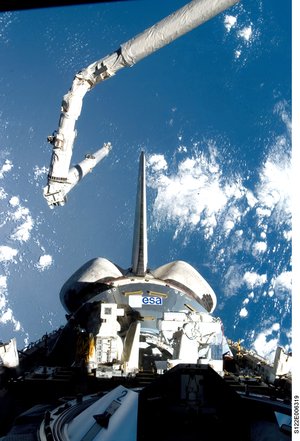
[0,0,292,364]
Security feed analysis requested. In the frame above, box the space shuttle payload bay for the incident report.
[57,151,221,377]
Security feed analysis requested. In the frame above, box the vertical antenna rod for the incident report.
[131,152,147,276]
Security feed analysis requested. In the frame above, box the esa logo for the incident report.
[142,296,162,306]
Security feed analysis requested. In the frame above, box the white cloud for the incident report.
[11,205,30,221]
[255,206,271,218]
[0,308,12,323]
[252,323,280,362]
[238,26,253,42]
[223,265,244,296]
[148,127,290,247]
[223,205,244,236]
[0,275,7,288]
[239,307,248,318]
[274,101,292,135]
[272,271,292,298]
[147,111,291,349]
[147,154,168,172]
[0,275,22,332]
[0,307,21,331]
[177,145,187,153]
[10,215,34,242]
[245,190,257,207]
[0,187,7,199]
[257,167,284,207]
[148,150,243,239]
[255,132,291,229]
[224,219,235,235]
[0,275,8,309]
[0,246,18,262]
[224,15,237,32]
[33,165,48,180]
[9,196,19,207]
[243,271,267,289]
[252,241,267,256]
[283,230,292,241]
[0,159,13,179]
[0,158,53,340]
[234,50,241,59]
[7,200,35,242]
[36,254,53,271]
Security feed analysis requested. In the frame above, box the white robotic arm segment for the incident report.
[77,50,130,87]
[44,53,124,208]
[120,0,238,66]
[47,79,90,179]
[45,0,239,207]
[44,142,112,207]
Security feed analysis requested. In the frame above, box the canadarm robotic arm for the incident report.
[44,0,238,207]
